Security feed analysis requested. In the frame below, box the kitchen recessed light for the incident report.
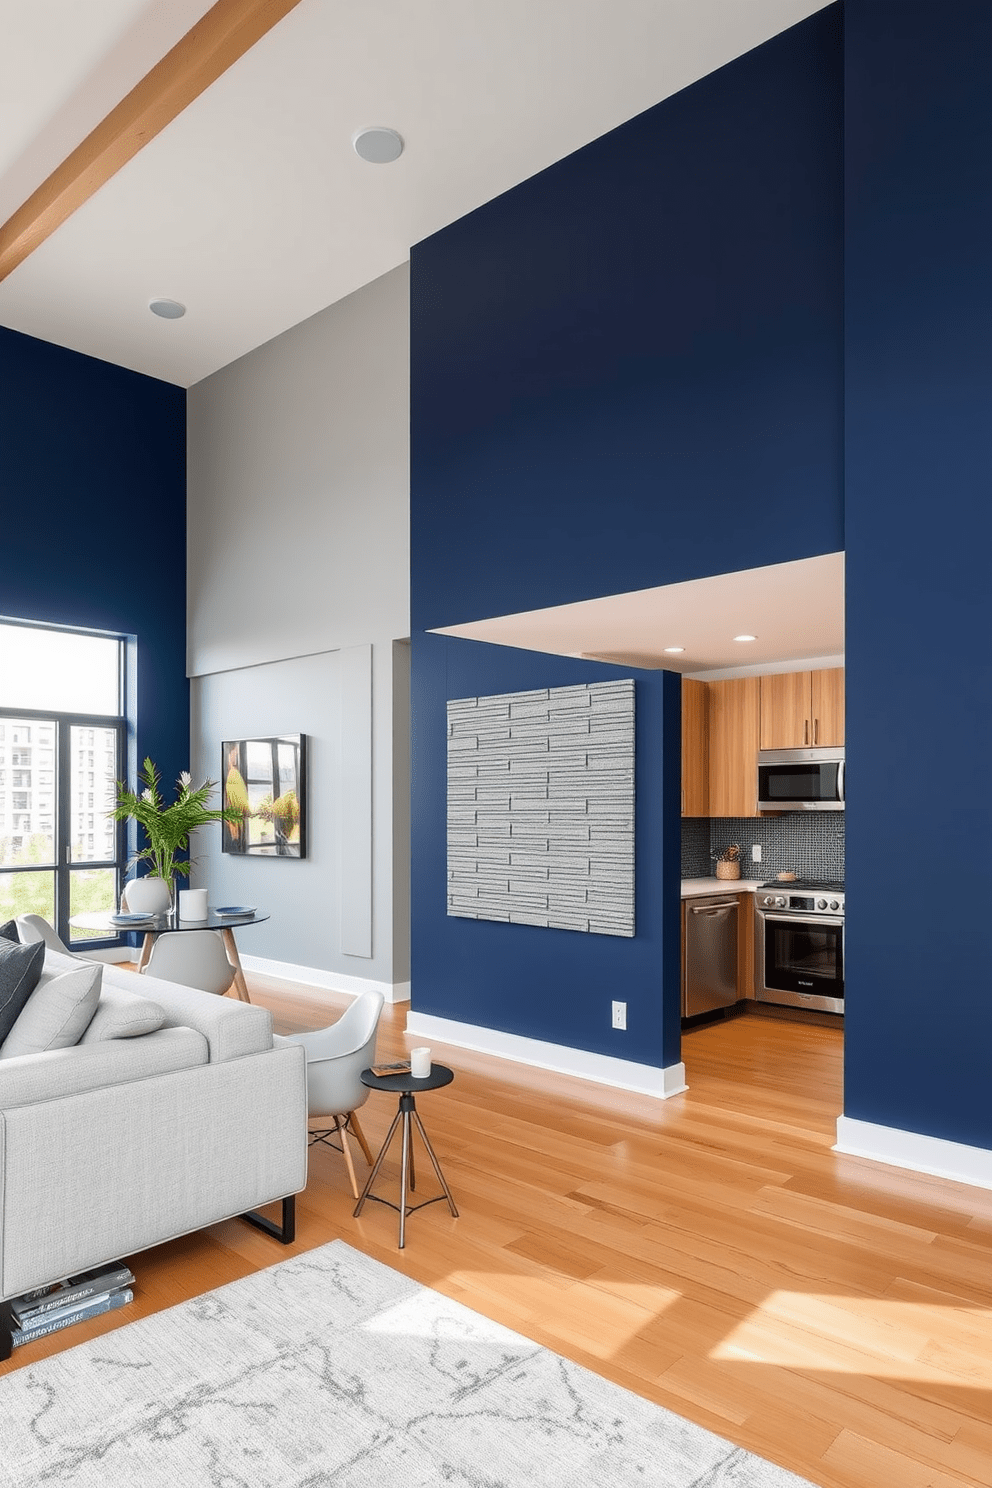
[734,634,758,642]
[149,298,185,319]
[352,127,404,164]
[663,646,685,653]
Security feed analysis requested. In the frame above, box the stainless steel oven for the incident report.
[755,880,844,1014]
[757,748,844,811]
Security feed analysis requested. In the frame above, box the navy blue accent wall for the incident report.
[0,328,188,791]
[410,10,844,1066]
[411,7,844,632]
[844,2,992,1147]
[412,634,682,1068]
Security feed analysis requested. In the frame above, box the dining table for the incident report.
[68,907,269,1003]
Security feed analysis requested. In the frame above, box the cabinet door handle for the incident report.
[804,719,809,745]
[681,788,686,814]
[813,717,819,745]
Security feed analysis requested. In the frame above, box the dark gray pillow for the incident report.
[0,920,19,943]
[0,939,45,1043]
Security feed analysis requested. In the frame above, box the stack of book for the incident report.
[10,1262,135,1348]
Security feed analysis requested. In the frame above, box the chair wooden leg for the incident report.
[348,1109,374,1165]
[337,1115,360,1200]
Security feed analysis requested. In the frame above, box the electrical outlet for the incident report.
[751,844,762,862]
[612,1000,627,1030]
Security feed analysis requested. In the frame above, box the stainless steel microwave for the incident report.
[757,748,845,811]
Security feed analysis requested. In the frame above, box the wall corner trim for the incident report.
[240,954,410,1004]
[834,1116,992,1192]
[404,1011,687,1098]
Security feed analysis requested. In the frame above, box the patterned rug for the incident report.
[1,1240,815,1486]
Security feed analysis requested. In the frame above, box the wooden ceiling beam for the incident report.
[0,0,305,285]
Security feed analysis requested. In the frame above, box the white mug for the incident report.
[410,1046,432,1079]
[178,888,209,921]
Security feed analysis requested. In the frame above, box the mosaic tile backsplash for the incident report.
[681,813,845,884]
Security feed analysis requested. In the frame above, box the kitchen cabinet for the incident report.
[738,893,755,999]
[810,667,845,746]
[707,677,760,817]
[759,668,845,750]
[681,678,709,816]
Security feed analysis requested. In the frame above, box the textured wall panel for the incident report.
[447,680,634,936]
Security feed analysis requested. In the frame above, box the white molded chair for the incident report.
[143,930,237,997]
[16,914,82,958]
[274,990,385,1198]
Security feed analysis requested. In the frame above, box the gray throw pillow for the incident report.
[80,985,166,1042]
[0,960,103,1059]
[0,939,46,1044]
[0,920,18,942]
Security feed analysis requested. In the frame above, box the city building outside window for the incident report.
[0,620,126,943]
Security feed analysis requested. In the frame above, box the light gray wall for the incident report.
[186,266,410,989]
[187,264,409,675]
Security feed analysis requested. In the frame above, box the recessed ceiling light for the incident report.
[734,634,758,642]
[352,127,404,164]
[663,646,685,654]
[149,298,185,319]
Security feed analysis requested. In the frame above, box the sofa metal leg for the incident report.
[240,1194,296,1245]
[0,1300,13,1362]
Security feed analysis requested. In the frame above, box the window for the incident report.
[0,621,125,944]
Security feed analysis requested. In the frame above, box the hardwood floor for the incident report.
[4,979,991,1488]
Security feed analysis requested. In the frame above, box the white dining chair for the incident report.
[15,914,83,959]
[143,930,237,996]
[274,990,385,1198]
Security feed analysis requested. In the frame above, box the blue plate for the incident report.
[111,913,157,925]
[215,906,255,916]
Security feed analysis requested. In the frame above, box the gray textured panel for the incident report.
[447,680,634,936]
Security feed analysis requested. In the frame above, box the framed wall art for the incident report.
[222,734,307,857]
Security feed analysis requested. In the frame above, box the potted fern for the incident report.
[111,759,240,915]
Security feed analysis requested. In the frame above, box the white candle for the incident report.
[179,888,209,921]
[410,1047,432,1079]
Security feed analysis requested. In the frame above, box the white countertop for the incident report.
[681,877,763,898]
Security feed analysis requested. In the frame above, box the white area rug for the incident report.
[1,1240,815,1486]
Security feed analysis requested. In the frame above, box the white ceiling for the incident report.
[0,0,830,387]
[435,553,845,674]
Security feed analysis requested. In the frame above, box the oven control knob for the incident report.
[816,898,827,910]
[762,895,773,906]
[775,896,786,908]
[829,900,839,911]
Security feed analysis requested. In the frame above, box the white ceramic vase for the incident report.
[124,876,172,916]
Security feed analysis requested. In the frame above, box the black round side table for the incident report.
[353,1064,459,1248]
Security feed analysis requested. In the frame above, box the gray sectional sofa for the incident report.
[0,945,307,1358]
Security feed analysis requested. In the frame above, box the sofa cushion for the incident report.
[0,939,45,1045]
[80,985,166,1043]
[0,919,19,943]
[0,960,103,1059]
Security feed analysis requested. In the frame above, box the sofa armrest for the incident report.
[0,1027,208,1109]
[100,963,273,1062]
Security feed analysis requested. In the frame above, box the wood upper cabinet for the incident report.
[810,667,844,746]
[760,668,845,749]
[707,676,760,817]
[681,678,709,816]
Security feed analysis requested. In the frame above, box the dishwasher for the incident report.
[683,895,739,1016]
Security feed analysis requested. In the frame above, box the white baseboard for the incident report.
[405,1011,687,1099]
[835,1115,992,1191]
[240,954,411,1004]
